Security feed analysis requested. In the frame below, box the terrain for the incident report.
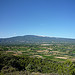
[0,35,75,75]
[0,44,75,62]
[0,35,75,45]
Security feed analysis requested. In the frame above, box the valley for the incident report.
[0,35,75,75]
[1,43,75,62]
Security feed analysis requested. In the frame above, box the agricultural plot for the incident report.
[1,44,75,62]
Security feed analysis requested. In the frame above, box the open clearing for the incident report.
[55,57,67,59]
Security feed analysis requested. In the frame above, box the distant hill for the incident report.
[0,35,75,45]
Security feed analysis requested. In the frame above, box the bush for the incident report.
[1,66,16,74]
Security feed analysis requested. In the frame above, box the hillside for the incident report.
[0,35,75,45]
[0,35,75,75]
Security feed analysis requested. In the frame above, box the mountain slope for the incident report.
[0,35,75,45]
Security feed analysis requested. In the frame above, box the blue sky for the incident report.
[0,0,75,38]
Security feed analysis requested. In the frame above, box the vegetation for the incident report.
[0,43,75,75]
[0,51,75,75]
[0,35,75,45]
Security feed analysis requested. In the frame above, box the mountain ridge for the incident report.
[0,35,75,45]
[0,35,74,39]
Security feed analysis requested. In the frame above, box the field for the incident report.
[1,43,75,62]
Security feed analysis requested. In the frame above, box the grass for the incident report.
[40,54,54,59]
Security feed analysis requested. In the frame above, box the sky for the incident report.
[0,0,75,39]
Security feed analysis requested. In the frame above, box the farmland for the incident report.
[1,44,75,62]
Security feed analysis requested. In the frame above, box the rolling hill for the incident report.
[0,35,75,45]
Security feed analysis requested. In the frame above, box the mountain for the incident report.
[0,35,75,45]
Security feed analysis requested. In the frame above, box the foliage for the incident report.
[0,44,75,75]
[0,51,75,75]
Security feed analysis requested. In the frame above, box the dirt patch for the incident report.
[51,51,59,53]
[37,50,44,52]
[17,51,22,54]
[37,50,49,53]
[48,48,52,50]
[71,58,75,61]
[6,51,22,56]
[13,53,18,56]
[34,55,43,58]
[55,57,67,59]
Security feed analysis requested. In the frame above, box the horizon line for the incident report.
[0,34,75,39]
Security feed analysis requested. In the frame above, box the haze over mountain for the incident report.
[0,35,75,45]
